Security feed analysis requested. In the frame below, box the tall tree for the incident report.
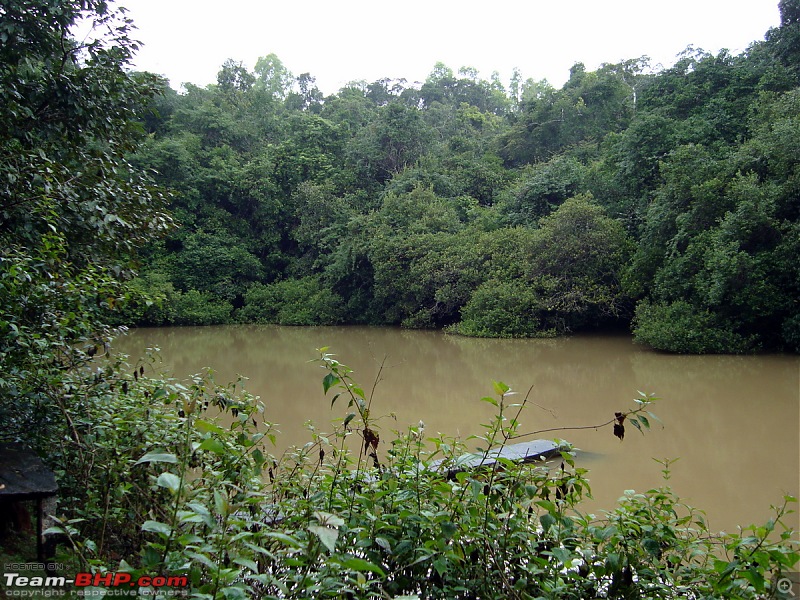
[0,0,172,440]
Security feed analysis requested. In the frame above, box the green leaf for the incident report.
[550,546,573,566]
[343,412,356,427]
[135,451,178,465]
[233,558,259,573]
[323,373,340,395]
[214,490,229,517]
[187,551,218,570]
[630,418,643,433]
[536,500,557,513]
[177,533,203,546]
[540,513,556,531]
[646,411,663,427]
[480,396,498,407]
[142,520,172,537]
[196,419,226,435]
[156,472,181,492]
[492,381,510,395]
[440,521,458,540]
[338,556,386,577]
[433,557,448,576]
[313,511,345,527]
[308,525,338,553]
[264,532,302,548]
[198,437,226,454]
[642,538,661,557]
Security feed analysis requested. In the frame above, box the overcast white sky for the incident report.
[116,0,781,94]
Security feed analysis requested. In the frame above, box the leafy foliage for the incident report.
[39,352,799,599]
[0,0,172,441]
[113,6,800,353]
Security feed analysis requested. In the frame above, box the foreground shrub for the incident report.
[31,350,798,599]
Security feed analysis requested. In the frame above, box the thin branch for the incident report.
[509,418,616,440]
[510,400,654,440]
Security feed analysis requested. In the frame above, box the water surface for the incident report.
[114,325,800,534]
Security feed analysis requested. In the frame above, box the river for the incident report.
[113,324,800,534]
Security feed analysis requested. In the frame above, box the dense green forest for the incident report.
[115,11,800,353]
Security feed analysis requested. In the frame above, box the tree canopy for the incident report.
[113,12,800,353]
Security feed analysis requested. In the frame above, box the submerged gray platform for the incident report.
[429,439,564,477]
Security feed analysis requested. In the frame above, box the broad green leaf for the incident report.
[323,373,340,394]
[142,520,172,537]
[642,538,661,557]
[339,556,386,577]
[187,551,218,570]
[480,396,498,407]
[135,451,178,465]
[156,472,181,492]
[550,546,573,566]
[264,532,302,548]
[313,510,345,527]
[433,557,448,576]
[214,490,229,517]
[196,419,226,435]
[440,521,458,539]
[198,437,226,454]
[492,381,510,395]
[308,525,338,553]
[177,533,203,546]
[233,558,259,573]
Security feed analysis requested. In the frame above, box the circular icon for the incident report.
[777,577,796,597]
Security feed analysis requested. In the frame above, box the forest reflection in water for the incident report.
[113,324,800,534]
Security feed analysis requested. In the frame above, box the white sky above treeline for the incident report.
[116,0,781,94]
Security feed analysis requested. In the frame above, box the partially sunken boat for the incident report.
[429,439,565,479]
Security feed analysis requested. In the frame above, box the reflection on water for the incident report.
[113,325,800,533]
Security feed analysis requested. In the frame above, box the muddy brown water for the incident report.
[113,325,800,534]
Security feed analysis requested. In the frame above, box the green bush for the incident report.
[111,271,179,326]
[632,300,756,353]
[782,314,800,352]
[238,276,345,325]
[112,278,234,327]
[450,279,554,338]
[171,289,233,325]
